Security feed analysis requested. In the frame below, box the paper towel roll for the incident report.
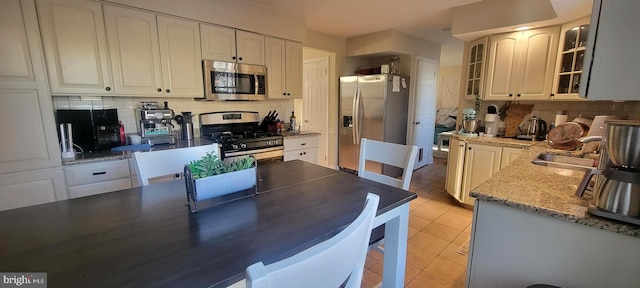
[555,114,568,126]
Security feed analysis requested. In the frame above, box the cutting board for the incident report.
[504,104,534,137]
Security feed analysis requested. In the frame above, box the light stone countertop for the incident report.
[469,143,640,238]
[281,131,321,138]
[452,133,538,149]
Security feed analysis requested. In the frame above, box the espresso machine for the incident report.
[577,120,640,225]
[136,101,176,146]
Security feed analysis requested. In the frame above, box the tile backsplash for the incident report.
[52,96,295,136]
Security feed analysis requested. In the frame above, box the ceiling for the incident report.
[241,0,593,45]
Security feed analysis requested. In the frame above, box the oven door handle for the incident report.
[224,146,284,157]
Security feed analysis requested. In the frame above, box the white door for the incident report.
[303,57,328,167]
[411,57,438,169]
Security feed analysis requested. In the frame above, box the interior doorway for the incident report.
[301,53,329,167]
[410,57,438,169]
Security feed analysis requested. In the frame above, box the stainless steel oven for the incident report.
[200,60,267,101]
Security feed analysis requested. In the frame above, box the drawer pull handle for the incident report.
[301,143,307,146]
[92,171,107,175]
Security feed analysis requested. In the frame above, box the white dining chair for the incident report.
[358,138,418,255]
[132,144,218,186]
[358,138,418,191]
[245,193,380,288]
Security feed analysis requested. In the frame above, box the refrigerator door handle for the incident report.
[356,88,362,145]
[352,87,358,145]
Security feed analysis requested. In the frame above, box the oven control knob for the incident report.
[240,143,247,149]
[267,140,273,145]
[232,144,239,150]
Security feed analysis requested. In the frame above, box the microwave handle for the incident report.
[254,74,259,96]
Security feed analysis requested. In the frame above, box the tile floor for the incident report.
[362,158,474,288]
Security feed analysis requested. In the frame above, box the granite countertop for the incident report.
[452,133,537,149]
[62,138,217,165]
[281,131,321,138]
[470,142,640,238]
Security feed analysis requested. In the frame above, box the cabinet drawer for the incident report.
[64,159,130,186]
[284,136,318,151]
[68,178,132,198]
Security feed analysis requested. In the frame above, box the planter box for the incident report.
[184,166,257,212]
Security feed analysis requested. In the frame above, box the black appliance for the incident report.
[56,109,121,153]
[199,111,283,162]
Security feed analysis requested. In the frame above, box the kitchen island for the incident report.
[467,144,640,287]
[0,160,415,288]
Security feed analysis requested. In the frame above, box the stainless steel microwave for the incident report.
[200,60,267,101]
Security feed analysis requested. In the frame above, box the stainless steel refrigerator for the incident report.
[339,74,410,176]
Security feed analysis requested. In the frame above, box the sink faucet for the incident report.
[578,136,602,143]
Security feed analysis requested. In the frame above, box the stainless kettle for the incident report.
[518,116,548,140]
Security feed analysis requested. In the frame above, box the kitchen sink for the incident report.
[531,152,597,170]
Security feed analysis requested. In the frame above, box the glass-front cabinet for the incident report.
[463,37,488,100]
[552,17,590,100]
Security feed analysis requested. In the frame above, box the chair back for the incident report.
[358,138,418,191]
[132,144,218,186]
[246,193,380,288]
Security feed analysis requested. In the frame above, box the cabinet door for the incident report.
[285,41,303,99]
[580,0,640,101]
[552,17,590,101]
[200,24,236,62]
[265,37,286,99]
[462,144,502,205]
[104,5,163,96]
[515,27,559,100]
[0,0,41,87]
[157,15,203,97]
[0,168,67,211]
[37,0,112,95]
[235,30,265,65]
[500,147,523,169]
[445,138,466,202]
[463,37,488,100]
[485,32,520,100]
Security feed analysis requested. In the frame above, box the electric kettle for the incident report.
[517,116,548,140]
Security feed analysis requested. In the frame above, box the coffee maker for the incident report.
[136,101,176,146]
[576,120,640,225]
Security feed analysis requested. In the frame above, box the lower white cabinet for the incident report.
[0,168,67,211]
[284,135,319,164]
[446,140,524,205]
[64,159,132,198]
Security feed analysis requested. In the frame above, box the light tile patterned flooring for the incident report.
[362,158,473,288]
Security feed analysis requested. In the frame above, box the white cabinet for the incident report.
[64,159,132,198]
[461,144,502,205]
[500,147,524,169]
[485,27,560,101]
[462,37,488,100]
[551,17,590,101]
[284,135,319,164]
[37,0,113,95]
[156,15,203,97]
[104,6,203,97]
[265,37,302,99]
[200,24,265,65]
[445,138,466,202]
[0,0,61,174]
[0,168,67,211]
[579,0,640,101]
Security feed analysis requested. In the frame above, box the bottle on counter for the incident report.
[119,121,126,145]
[289,111,297,131]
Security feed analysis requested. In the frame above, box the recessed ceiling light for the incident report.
[515,26,532,31]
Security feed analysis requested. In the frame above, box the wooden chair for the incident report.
[132,144,218,186]
[358,138,418,191]
[358,138,418,254]
[246,193,380,288]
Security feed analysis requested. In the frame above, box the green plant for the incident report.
[186,153,255,179]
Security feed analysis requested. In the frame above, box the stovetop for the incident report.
[201,128,283,153]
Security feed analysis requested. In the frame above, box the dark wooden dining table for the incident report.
[0,160,416,288]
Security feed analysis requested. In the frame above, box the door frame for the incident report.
[302,55,329,167]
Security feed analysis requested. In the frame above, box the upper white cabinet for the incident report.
[37,0,113,95]
[463,37,488,100]
[103,5,162,96]
[485,27,560,101]
[265,37,302,99]
[103,6,202,97]
[156,15,203,97]
[551,17,590,101]
[579,0,640,101]
[200,24,265,65]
